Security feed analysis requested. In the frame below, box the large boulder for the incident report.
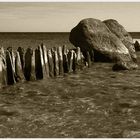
[69,18,138,70]
[103,19,137,62]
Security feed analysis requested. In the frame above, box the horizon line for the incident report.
[0,31,139,33]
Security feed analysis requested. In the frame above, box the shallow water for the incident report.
[0,33,140,137]
[0,60,140,137]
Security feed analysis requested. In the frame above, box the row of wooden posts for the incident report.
[0,44,93,87]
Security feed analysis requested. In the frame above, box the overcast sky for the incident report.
[0,2,140,32]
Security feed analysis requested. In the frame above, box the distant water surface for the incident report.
[0,32,74,50]
[0,32,139,49]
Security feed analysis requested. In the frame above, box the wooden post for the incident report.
[76,47,83,70]
[0,57,4,87]
[30,49,36,81]
[47,49,54,77]
[17,47,25,71]
[35,47,43,80]
[54,50,59,76]
[6,50,16,85]
[76,47,81,62]
[0,56,7,86]
[72,51,77,72]
[41,44,49,77]
[57,46,64,76]
[68,50,74,73]
[87,51,91,68]
[90,49,94,62]
[15,51,25,82]
[80,52,86,67]
[24,48,36,81]
[0,47,5,58]
[7,47,16,74]
[0,47,7,86]
[38,45,47,79]
[63,45,69,73]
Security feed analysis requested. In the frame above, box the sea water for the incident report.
[0,32,139,137]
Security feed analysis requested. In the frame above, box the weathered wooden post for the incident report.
[54,49,59,76]
[15,51,25,82]
[63,45,69,73]
[90,49,94,62]
[17,47,25,71]
[0,53,7,86]
[51,47,55,54]
[35,47,43,80]
[72,51,77,72]
[0,47,5,58]
[80,52,86,67]
[24,48,36,81]
[0,57,5,87]
[35,45,46,80]
[30,49,36,81]
[0,57,3,87]
[87,51,91,68]
[41,44,49,77]
[47,49,54,77]
[6,50,16,85]
[76,47,81,62]
[0,47,7,86]
[68,50,74,73]
[76,47,83,70]
[57,46,64,75]
[7,47,16,74]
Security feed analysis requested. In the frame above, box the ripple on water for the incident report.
[0,54,140,137]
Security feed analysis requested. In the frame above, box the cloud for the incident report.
[0,2,139,32]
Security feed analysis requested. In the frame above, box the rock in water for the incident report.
[134,40,140,51]
[112,60,138,71]
[69,18,138,70]
[103,19,137,62]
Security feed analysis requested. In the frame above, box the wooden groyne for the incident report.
[0,44,93,87]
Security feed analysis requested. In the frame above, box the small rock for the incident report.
[112,61,138,71]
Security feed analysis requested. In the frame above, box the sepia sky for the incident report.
[0,2,140,32]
